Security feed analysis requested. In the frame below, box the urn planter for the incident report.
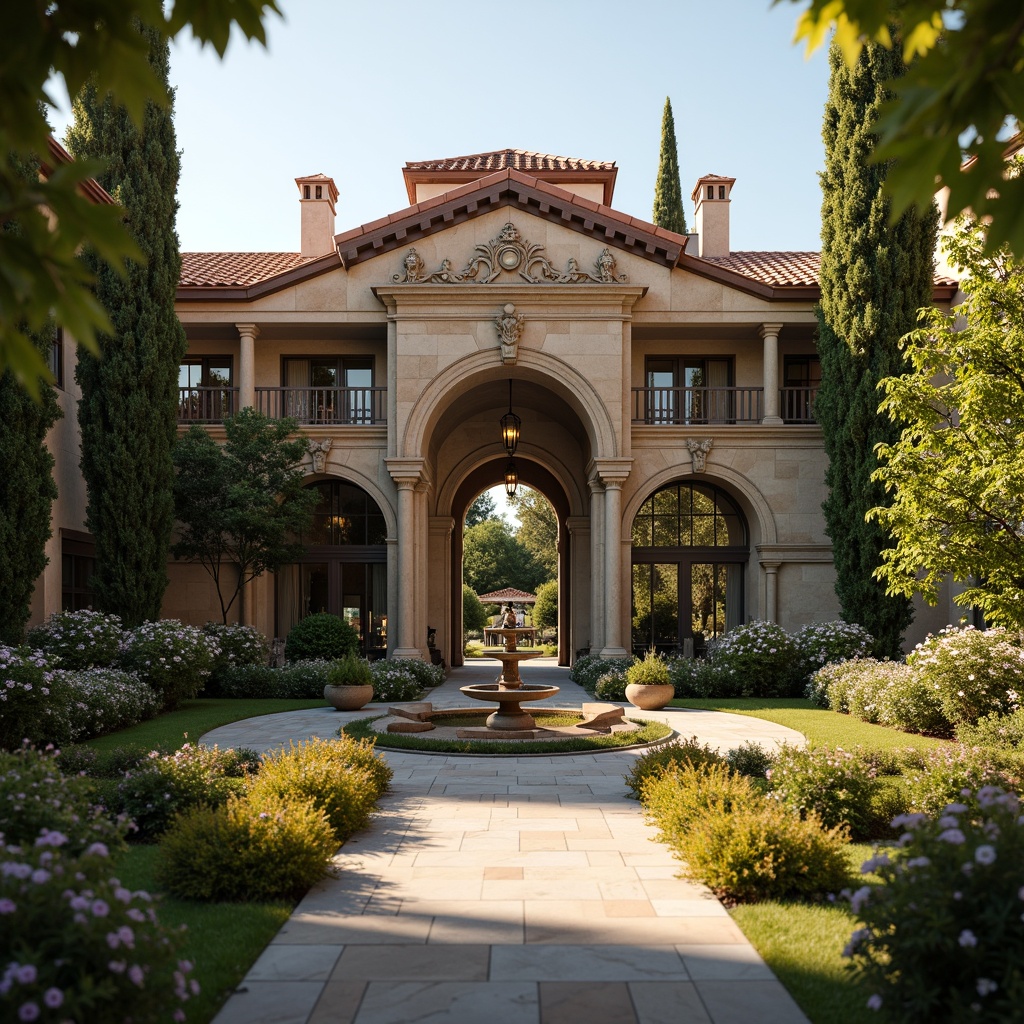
[324,683,374,711]
[624,682,674,711]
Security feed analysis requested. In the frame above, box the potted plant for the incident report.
[624,650,674,710]
[323,653,375,711]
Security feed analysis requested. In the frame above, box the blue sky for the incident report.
[118,0,829,255]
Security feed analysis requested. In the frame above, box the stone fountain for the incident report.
[459,627,559,730]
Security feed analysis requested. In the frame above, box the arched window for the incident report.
[631,481,748,655]
[276,481,388,656]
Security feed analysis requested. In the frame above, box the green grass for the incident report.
[343,714,672,754]
[83,698,324,753]
[670,697,950,753]
[115,845,293,1023]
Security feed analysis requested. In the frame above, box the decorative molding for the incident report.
[309,438,332,473]
[392,221,628,285]
[494,303,525,364]
[686,438,713,472]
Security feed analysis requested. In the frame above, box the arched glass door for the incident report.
[631,481,747,656]
[276,481,388,656]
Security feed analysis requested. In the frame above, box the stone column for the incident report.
[235,323,259,411]
[762,560,781,622]
[760,322,783,425]
[588,477,605,655]
[595,459,632,659]
[566,516,590,666]
[385,458,426,659]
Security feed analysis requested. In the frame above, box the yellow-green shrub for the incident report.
[247,736,390,842]
[624,736,724,798]
[641,762,851,902]
[156,790,336,901]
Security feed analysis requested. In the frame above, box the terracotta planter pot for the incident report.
[624,682,674,710]
[324,683,374,711]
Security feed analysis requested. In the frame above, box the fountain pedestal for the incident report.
[459,627,559,731]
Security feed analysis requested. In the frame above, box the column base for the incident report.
[599,646,629,659]
[391,648,425,660]
[761,415,784,425]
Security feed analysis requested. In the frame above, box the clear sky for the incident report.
[95,0,829,256]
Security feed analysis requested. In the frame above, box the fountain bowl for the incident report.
[459,682,561,730]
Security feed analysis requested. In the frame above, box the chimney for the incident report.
[691,174,735,258]
[295,173,339,258]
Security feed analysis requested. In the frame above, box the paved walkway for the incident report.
[202,660,809,1024]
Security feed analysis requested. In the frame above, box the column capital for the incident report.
[235,322,260,340]
[385,457,428,488]
[590,457,632,487]
[428,516,455,536]
[759,560,782,572]
[759,322,784,339]
[565,516,590,534]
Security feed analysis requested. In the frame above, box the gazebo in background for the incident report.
[477,587,538,645]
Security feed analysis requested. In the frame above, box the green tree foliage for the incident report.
[779,0,1024,256]
[0,0,281,396]
[533,580,558,631]
[462,584,488,633]
[67,27,186,627]
[172,410,319,624]
[870,213,1024,630]
[508,486,557,581]
[465,491,498,527]
[816,41,939,658]
[652,97,687,234]
[463,518,547,596]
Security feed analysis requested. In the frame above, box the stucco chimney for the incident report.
[295,173,339,258]
[691,174,735,258]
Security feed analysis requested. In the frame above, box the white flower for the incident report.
[958,929,978,948]
[975,845,997,865]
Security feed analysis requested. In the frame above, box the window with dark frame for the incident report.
[49,326,64,389]
[282,356,376,424]
[178,357,234,421]
[782,355,821,422]
[644,356,734,424]
[61,534,96,612]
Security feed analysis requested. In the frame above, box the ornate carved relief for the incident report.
[309,438,333,473]
[494,303,525,364]
[391,222,627,284]
[686,438,713,473]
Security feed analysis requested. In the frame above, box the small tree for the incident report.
[509,486,557,581]
[465,491,498,527]
[870,213,1024,630]
[463,518,547,596]
[462,585,487,634]
[533,580,558,631]
[652,96,687,234]
[172,410,318,623]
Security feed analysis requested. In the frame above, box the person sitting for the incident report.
[502,605,517,629]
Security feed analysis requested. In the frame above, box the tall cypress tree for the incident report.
[66,25,186,627]
[816,42,938,658]
[652,97,687,234]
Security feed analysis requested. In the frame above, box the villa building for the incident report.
[38,149,961,665]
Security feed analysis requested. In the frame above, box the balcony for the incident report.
[256,386,387,426]
[631,386,818,425]
[178,386,238,423]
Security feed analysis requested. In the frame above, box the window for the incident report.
[706,185,714,199]
[178,357,234,421]
[315,185,323,199]
[303,185,310,199]
[49,326,64,389]
[282,357,375,424]
[61,533,96,612]
[645,356,733,423]
[782,356,821,422]
[718,185,726,199]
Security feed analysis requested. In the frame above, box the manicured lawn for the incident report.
[83,698,324,753]
[670,696,950,752]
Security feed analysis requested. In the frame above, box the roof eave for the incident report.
[176,250,340,301]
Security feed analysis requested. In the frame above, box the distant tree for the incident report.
[172,410,319,624]
[463,518,546,596]
[870,213,1024,630]
[508,487,557,582]
[533,580,558,631]
[68,26,186,626]
[462,585,488,634]
[815,40,938,658]
[465,491,498,527]
[652,97,687,234]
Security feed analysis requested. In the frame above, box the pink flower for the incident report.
[128,964,145,988]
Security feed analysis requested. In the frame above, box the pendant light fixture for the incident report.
[504,458,519,499]
[500,379,521,457]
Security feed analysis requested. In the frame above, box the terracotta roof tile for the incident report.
[701,251,821,287]
[405,149,615,173]
[179,251,312,287]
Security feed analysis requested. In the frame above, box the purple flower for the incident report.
[0,898,15,914]
[977,978,998,997]
[18,1003,39,1022]
[975,845,997,865]
[938,828,966,845]
[128,964,145,988]
[959,929,978,948]
[15,964,37,984]
[91,899,110,917]
[867,994,883,1011]
[42,988,63,1009]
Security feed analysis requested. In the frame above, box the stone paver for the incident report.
[204,660,808,1024]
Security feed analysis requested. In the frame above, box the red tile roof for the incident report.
[476,587,538,603]
[180,251,312,287]
[406,150,615,172]
[702,251,821,288]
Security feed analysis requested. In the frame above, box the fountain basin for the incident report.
[459,681,561,730]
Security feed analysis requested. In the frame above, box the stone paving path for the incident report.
[202,660,809,1024]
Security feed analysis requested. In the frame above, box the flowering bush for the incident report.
[901,744,1020,817]
[0,648,72,750]
[211,660,331,699]
[569,654,633,694]
[791,620,873,682]
[768,744,875,838]
[368,660,422,702]
[957,708,1024,752]
[666,656,744,699]
[907,626,1024,727]
[117,620,218,710]
[624,735,724,798]
[391,657,445,690]
[109,744,251,841]
[202,622,269,694]
[284,612,358,663]
[0,835,197,1023]
[0,746,128,856]
[26,609,125,670]
[53,668,161,742]
[594,669,628,701]
[705,620,801,697]
[726,741,776,779]
[845,787,1024,1021]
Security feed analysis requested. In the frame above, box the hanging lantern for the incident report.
[500,379,521,456]
[504,459,519,499]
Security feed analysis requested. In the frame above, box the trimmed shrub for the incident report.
[767,744,876,838]
[594,670,628,701]
[667,656,743,699]
[791,620,873,683]
[214,659,333,699]
[393,657,445,690]
[327,654,373,687]
[54,668,161,741]
[726,741,776,779]
[284,613,358,663]
[846,787,1024,1022]
[705,620,801,697]
[156,790,336,902]
[901,744,1021,816]
[570,653,634,695]
[642,762,850,902]
[247,736,389,842]
[625,649,670,687]
[0,836,196,1023]
[907,626,1024,728]
[117,619,218,710]
[624,735,724,798]
[0,647,72,750]
[368,660,422,702]
[203,621,269,693]
[26,608,125,670]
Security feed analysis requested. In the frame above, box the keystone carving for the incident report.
[494,303,525,364]
[391,222,628,285]
[687,438,713,473]
[309,438,333,473]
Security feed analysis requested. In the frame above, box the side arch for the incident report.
[303,467,397,538]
